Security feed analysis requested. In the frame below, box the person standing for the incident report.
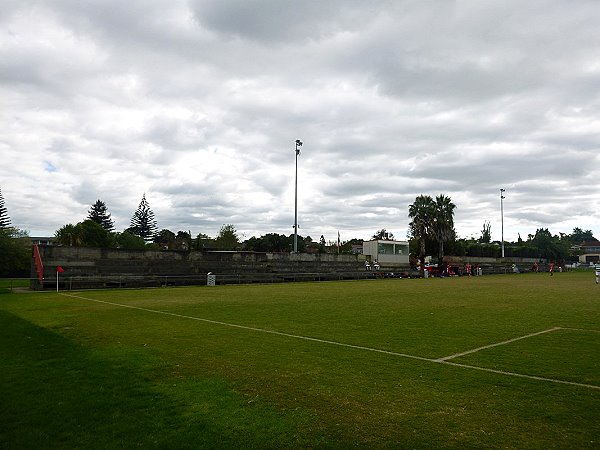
[549,262,555,276]
[595,262,600,284]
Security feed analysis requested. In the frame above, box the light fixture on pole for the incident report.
[500,188,505,258]
[293,139,302,253]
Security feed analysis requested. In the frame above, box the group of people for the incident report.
[437,262,481,277]
[364,260,380,271]
[463,262,481,276]
[531,261,556,275]
[365,258,600,283]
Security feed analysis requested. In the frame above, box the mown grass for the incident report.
[1,271,599,448]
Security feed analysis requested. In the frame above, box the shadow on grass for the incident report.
[0,310,317,449]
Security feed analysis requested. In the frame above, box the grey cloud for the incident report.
[190,0,383,44]
[1,0,599,241]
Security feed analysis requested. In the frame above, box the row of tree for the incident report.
[405,195,596,274]
[413,228,583,262]
[81,195,157,240]
[54,197,339,253]
[0,186,596,277]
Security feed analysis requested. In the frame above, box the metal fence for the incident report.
[1,265,590,292]
[3,271,394,291]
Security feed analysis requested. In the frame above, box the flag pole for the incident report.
[56,266,64,293]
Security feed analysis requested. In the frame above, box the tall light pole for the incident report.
[500,188,505,258]
[293,139,302,253]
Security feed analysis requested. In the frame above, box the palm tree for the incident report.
[55,224,82,247]
[408,195,435,277]
[432,195,456,264]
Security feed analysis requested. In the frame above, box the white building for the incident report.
[362,239,410,266]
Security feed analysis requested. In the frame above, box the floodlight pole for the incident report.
[293,139,302,253]
[500,188,505,258]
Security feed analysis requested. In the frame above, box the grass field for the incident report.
[1,271,599,449]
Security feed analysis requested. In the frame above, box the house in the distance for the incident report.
[577,240,600,263]
[362,239,410,266]
[30,236,56,246]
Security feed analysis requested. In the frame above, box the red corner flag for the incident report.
[56,266,65,273]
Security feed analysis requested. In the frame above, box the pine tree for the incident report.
[129,193,157,241]
[0,187,11,229]
[87,199,115,232]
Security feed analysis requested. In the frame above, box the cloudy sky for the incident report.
[2,0,599,243]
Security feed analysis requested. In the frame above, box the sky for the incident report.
[1,0,599,243]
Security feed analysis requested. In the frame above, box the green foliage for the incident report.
[153,229,193,250]
[531,228,569,261]
[243,233,309,252]
[78,220,114,248]
[129,194,158,242]
[114,231,146,250]
[568,227,595,243]
[214,224,239,250]
[337,237,362,254]
[372,229,394,240]
[408,194,436,272]
[87,199,114,232]
[0,187,11,229]
[479,220,491,243]
[54,224,81,246]
[154,229,176,249]
[449,239,500,258]
[55,221,113,248]
[0,228,30,277]
[432,194,456,262]
[318,235,326,253]
[192,233,212,250]
[174,231,192,251]
[408,194,456,265]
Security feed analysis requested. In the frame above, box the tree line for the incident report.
[51,196,352,254]
[50,192,600,266]
[0,186,596,277]
[406,193,595,273]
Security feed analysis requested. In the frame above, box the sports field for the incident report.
[1,271,599,449]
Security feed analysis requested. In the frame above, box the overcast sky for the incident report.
[2,0,599,243]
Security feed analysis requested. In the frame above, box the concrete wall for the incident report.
[33,246,371,289]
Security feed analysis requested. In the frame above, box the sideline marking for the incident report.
[59,293,433,363]
[561,327,600,333]
[60,293,600,391]
[436,327,562,362]
[439,360,600,390]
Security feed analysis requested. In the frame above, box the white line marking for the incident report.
[560,327,600,333]
[60,293,433,362]
[436,327,562,362]
[60,293,600,391]
[439,360,600,390]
